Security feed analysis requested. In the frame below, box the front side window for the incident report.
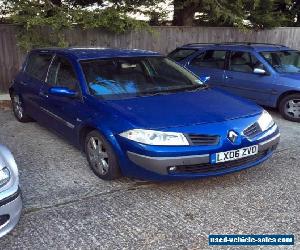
[25,53,53,81]
[47,56,79,90]
[80,56,204,100]
[229,51,265,73]
[168,49,197,62]
[260,50,300,73]
[190,50,227,69]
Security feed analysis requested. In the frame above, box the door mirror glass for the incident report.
[49,86,78,98]
[253,68,267,75]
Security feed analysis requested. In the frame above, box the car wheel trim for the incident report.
[285,99,300,118]
[87,136,109,175]
[13,95,23,119]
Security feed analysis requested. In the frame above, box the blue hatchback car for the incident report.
[168,43,300,122]
[10,48,280,181]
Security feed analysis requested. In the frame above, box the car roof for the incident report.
[30,47,161,60]
[179,43,293,52]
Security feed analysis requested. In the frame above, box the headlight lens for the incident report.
[0,167,10,187]
[119,129,189,146]
[257,110,274,131]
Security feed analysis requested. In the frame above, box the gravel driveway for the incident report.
[0,109,299,249]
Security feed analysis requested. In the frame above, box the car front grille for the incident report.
[243,122,262,138]
[171,150,268,174]
[187,134,220,146]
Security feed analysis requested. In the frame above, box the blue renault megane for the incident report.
[10,48,280,181]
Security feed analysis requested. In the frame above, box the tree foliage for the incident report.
[172,0,300,28]
[7,0,151,51]
[173,0,246,26]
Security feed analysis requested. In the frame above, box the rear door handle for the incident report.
[225,75,233,79]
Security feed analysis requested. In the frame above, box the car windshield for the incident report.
[260,50,300,73]
[80,56,204,100]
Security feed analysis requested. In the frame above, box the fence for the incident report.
[1,25,300,92]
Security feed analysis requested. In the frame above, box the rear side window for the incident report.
[47,56,79,91]
[190,50,227,69]
[25,53,53,81]
[168,49,197,62]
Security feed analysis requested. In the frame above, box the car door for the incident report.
[17,52,53,120]
[40,55,84,142]
[223,51,275,105]
[186,50,228,87]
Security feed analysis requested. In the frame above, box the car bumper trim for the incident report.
[127,132,280,175]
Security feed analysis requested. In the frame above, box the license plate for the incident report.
[215,145,258,163]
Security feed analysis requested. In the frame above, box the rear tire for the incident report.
[85,130,121,180]
[279,94,300,122]
[11,93,32,122]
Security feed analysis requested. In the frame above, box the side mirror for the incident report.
[49,87,78,98]
[199,76,211,83]
[253,68,267,75]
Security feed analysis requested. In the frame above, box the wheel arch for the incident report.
[78,123,119,152]
[277,90,300,108]
[79,125,97,152]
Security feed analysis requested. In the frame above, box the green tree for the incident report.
[0,0,13,23]
[246,0,288,29]
[274,0,300,26]
[9,0,150,51]
[173,0,247,26]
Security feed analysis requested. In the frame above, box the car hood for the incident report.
[105,89,262,129]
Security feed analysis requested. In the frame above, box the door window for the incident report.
[229,51,265,73]
[47,56,79,90]
[168,49,197,62]
[25,53,53,81]
[190,50,227,69]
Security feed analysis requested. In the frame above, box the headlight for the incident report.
[257,110,274,131]
[119,129,189,146]
[0,167,10,187]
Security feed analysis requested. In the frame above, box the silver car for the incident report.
[0,144,22,237]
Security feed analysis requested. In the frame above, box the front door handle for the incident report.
[225,75,233,79]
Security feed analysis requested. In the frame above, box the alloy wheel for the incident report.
[13,95,24,119]
[87,136,109,175]
[284,99,300,119]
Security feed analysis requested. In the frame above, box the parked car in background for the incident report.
[168,43,300,122]
[0,145,22,237]
[10,48,279,181]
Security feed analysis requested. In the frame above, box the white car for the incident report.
[0,144,22,237]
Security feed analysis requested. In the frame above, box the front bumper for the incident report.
[0,188,22,238]
[127,131,280,177]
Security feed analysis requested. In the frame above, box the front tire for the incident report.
[11,93,32,122]
[85,130,121,180]
[279,94,300,122]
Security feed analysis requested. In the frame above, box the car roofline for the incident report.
[77,54,164,62]
[178,42,290,52]
[182,42,288,48]
[29,47,161,60]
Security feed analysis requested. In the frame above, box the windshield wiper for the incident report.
[137,85,208,97]
[137,91,171,97]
